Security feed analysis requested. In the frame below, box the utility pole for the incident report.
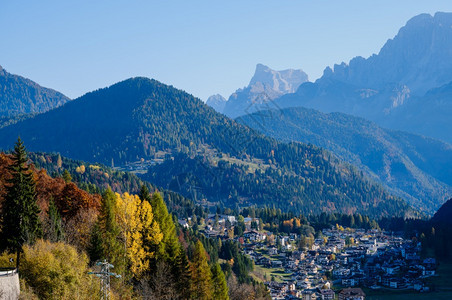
[88,260,121,300]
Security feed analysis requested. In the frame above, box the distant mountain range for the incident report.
[208,64,308,118]
[320,12,452,96]
[238,107,452,214]
[215,13,452,144]
[0,77,411,217]
[0,65,70,117]
[274,12,452,144]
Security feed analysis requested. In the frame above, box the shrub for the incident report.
[20,240,99,299]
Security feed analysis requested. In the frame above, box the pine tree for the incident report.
[62,169,72,183]
[174,245,192,299]
[139,185,152,202]
[0,138,41,270]
[87,221,104,263]
[98,189,125,274]
[141,187,189,296]
[45,199,64,242]
[190,241,212,300]
[211,263,229,300]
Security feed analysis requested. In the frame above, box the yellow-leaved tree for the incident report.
[115,192,163,278]
[19,239,99,299]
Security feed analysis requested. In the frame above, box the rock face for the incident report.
[378,81,452,143]
[0,65,70,117]
[206,94,227,113]
[321,12,452,95]
[248,63,308,95]
[274,12,452,144]
[219,64,308,118]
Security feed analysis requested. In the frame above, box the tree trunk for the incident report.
[16,248,20,271]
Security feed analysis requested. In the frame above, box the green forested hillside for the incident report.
[238,107,452,214]
[0,113,37,129]
[0,77,412,217]
[0,66,70,117]
[28,152,202,219]
[145,151,410,217]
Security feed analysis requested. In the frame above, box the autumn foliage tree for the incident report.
[20,239,99,299]
[58,182,100,218]
[190,241,212,300]
[0,146,232,299]
[115,192,162,279]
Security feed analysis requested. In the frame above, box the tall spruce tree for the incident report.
[0,138,41,270]
[174,244,192,299]
[142,187,187,291]
[44,198,64,242]
[99,189,125,274]
[87,221,104,263]
[139,185,152,202]
[211,263,229,300]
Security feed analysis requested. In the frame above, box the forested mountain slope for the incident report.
[238,107,452,214]
[0,65,70,117]
[0,77,412,217]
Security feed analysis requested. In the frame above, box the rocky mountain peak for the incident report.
[208,64,309,117]
[206,94,227,113]
[249,63,308,94]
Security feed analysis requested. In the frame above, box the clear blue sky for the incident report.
[1,1,452,101]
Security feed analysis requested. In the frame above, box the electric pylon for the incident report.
[88,260,121,300]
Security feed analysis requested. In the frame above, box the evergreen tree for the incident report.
[174,245,192,299]
[0,138,41,270]
[150,192,179,263]
[44,199,64,242]
[98,189,125,274]
[87,221,104,263]
[139,185,152,202]
[211,263,229,300]
[190,241,212,300]
[62,169,72,183]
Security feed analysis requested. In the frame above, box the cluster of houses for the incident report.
[179,214,436,300]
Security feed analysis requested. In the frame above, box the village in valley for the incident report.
[179,214,437,300]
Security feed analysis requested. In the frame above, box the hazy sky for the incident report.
[1,1,452,101]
